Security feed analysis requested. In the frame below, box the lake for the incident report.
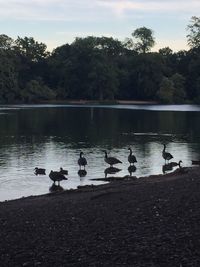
[0,104,200,201]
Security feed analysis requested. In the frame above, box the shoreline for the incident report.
[1,166,200,266]
[0,166,186,204]
[35,99,158,105]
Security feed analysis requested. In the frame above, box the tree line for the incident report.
[0,16,200,104]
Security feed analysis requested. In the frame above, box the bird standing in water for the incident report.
[128,148,137,165]
[162,144,173,163]
[49,170,68,185]
[103,150,122,167]
[78,152,87,170]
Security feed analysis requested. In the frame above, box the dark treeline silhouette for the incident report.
[0,16,200,104]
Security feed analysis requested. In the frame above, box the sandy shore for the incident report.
[0,167,200,266]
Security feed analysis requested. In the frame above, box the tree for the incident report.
[132,27,155,53]
[157,77,174,103]
[159,47,173,57]
[171,73,186,103]
[0,34,14,50]
[21,78,56,103]
[187,16,200,49]
[0,50,19,103]
[14,36,49,62]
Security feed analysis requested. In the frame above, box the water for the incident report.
[0,104,200,201]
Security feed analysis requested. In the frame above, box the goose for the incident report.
[103,150,122,167]
[49,170,68,185]
[78,152,87,170]
[162,144,173,163]
[34,167,46,175]
[128,148,137,165]
[59,167,68,175]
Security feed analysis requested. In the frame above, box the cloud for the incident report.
[97,0,200,16]
[0,0,98,21]
[0,0,199,21]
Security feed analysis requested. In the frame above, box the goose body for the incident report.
[128,148,137,165]
[162,144,173,163]
[49,170,68,185]
[78,152,87,169]
[60,167,68,175]
[34,167,46,175]
[104,151,122,167]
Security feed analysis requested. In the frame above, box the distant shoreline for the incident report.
[39,99,158,105]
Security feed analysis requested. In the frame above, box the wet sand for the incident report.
[0,166,200,266]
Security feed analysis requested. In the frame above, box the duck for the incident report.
[49,170,68,185]
[34,167,46,175]
[162,144,173,163]
[128,148,137,165]
[103,150,122,167]
[59,167,68,175]
[78,152,87,170]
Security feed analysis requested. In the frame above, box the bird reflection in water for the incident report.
[78,169,87,177]
[104,166,121,178]
[162,160,182,174]
[128,165,137,176]
[49,183,64,193]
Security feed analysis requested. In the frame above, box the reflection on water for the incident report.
[104,167,122,178]
[49,183,64,193]
[78,169,87,177]
[0,104,200,201]
[128,165,137,176]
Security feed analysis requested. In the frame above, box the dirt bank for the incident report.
[0,167,200,266]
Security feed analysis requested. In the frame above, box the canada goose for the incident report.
[104,166,121,178]
[49,170,68,185]
[128,148,137,165]
[60,167,68,175]
[103,151,122,167]
[34,167,46,175]
[78,152,87,170]
[162,144,173,163]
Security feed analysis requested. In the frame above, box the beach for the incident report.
[0,166,200,266]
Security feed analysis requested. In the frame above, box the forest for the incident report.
[0,16,200,104]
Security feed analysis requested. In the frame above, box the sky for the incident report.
[0,0,199,52]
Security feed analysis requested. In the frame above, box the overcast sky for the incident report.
[0,0,199,51]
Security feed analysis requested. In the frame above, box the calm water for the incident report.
[0,104,200,201]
